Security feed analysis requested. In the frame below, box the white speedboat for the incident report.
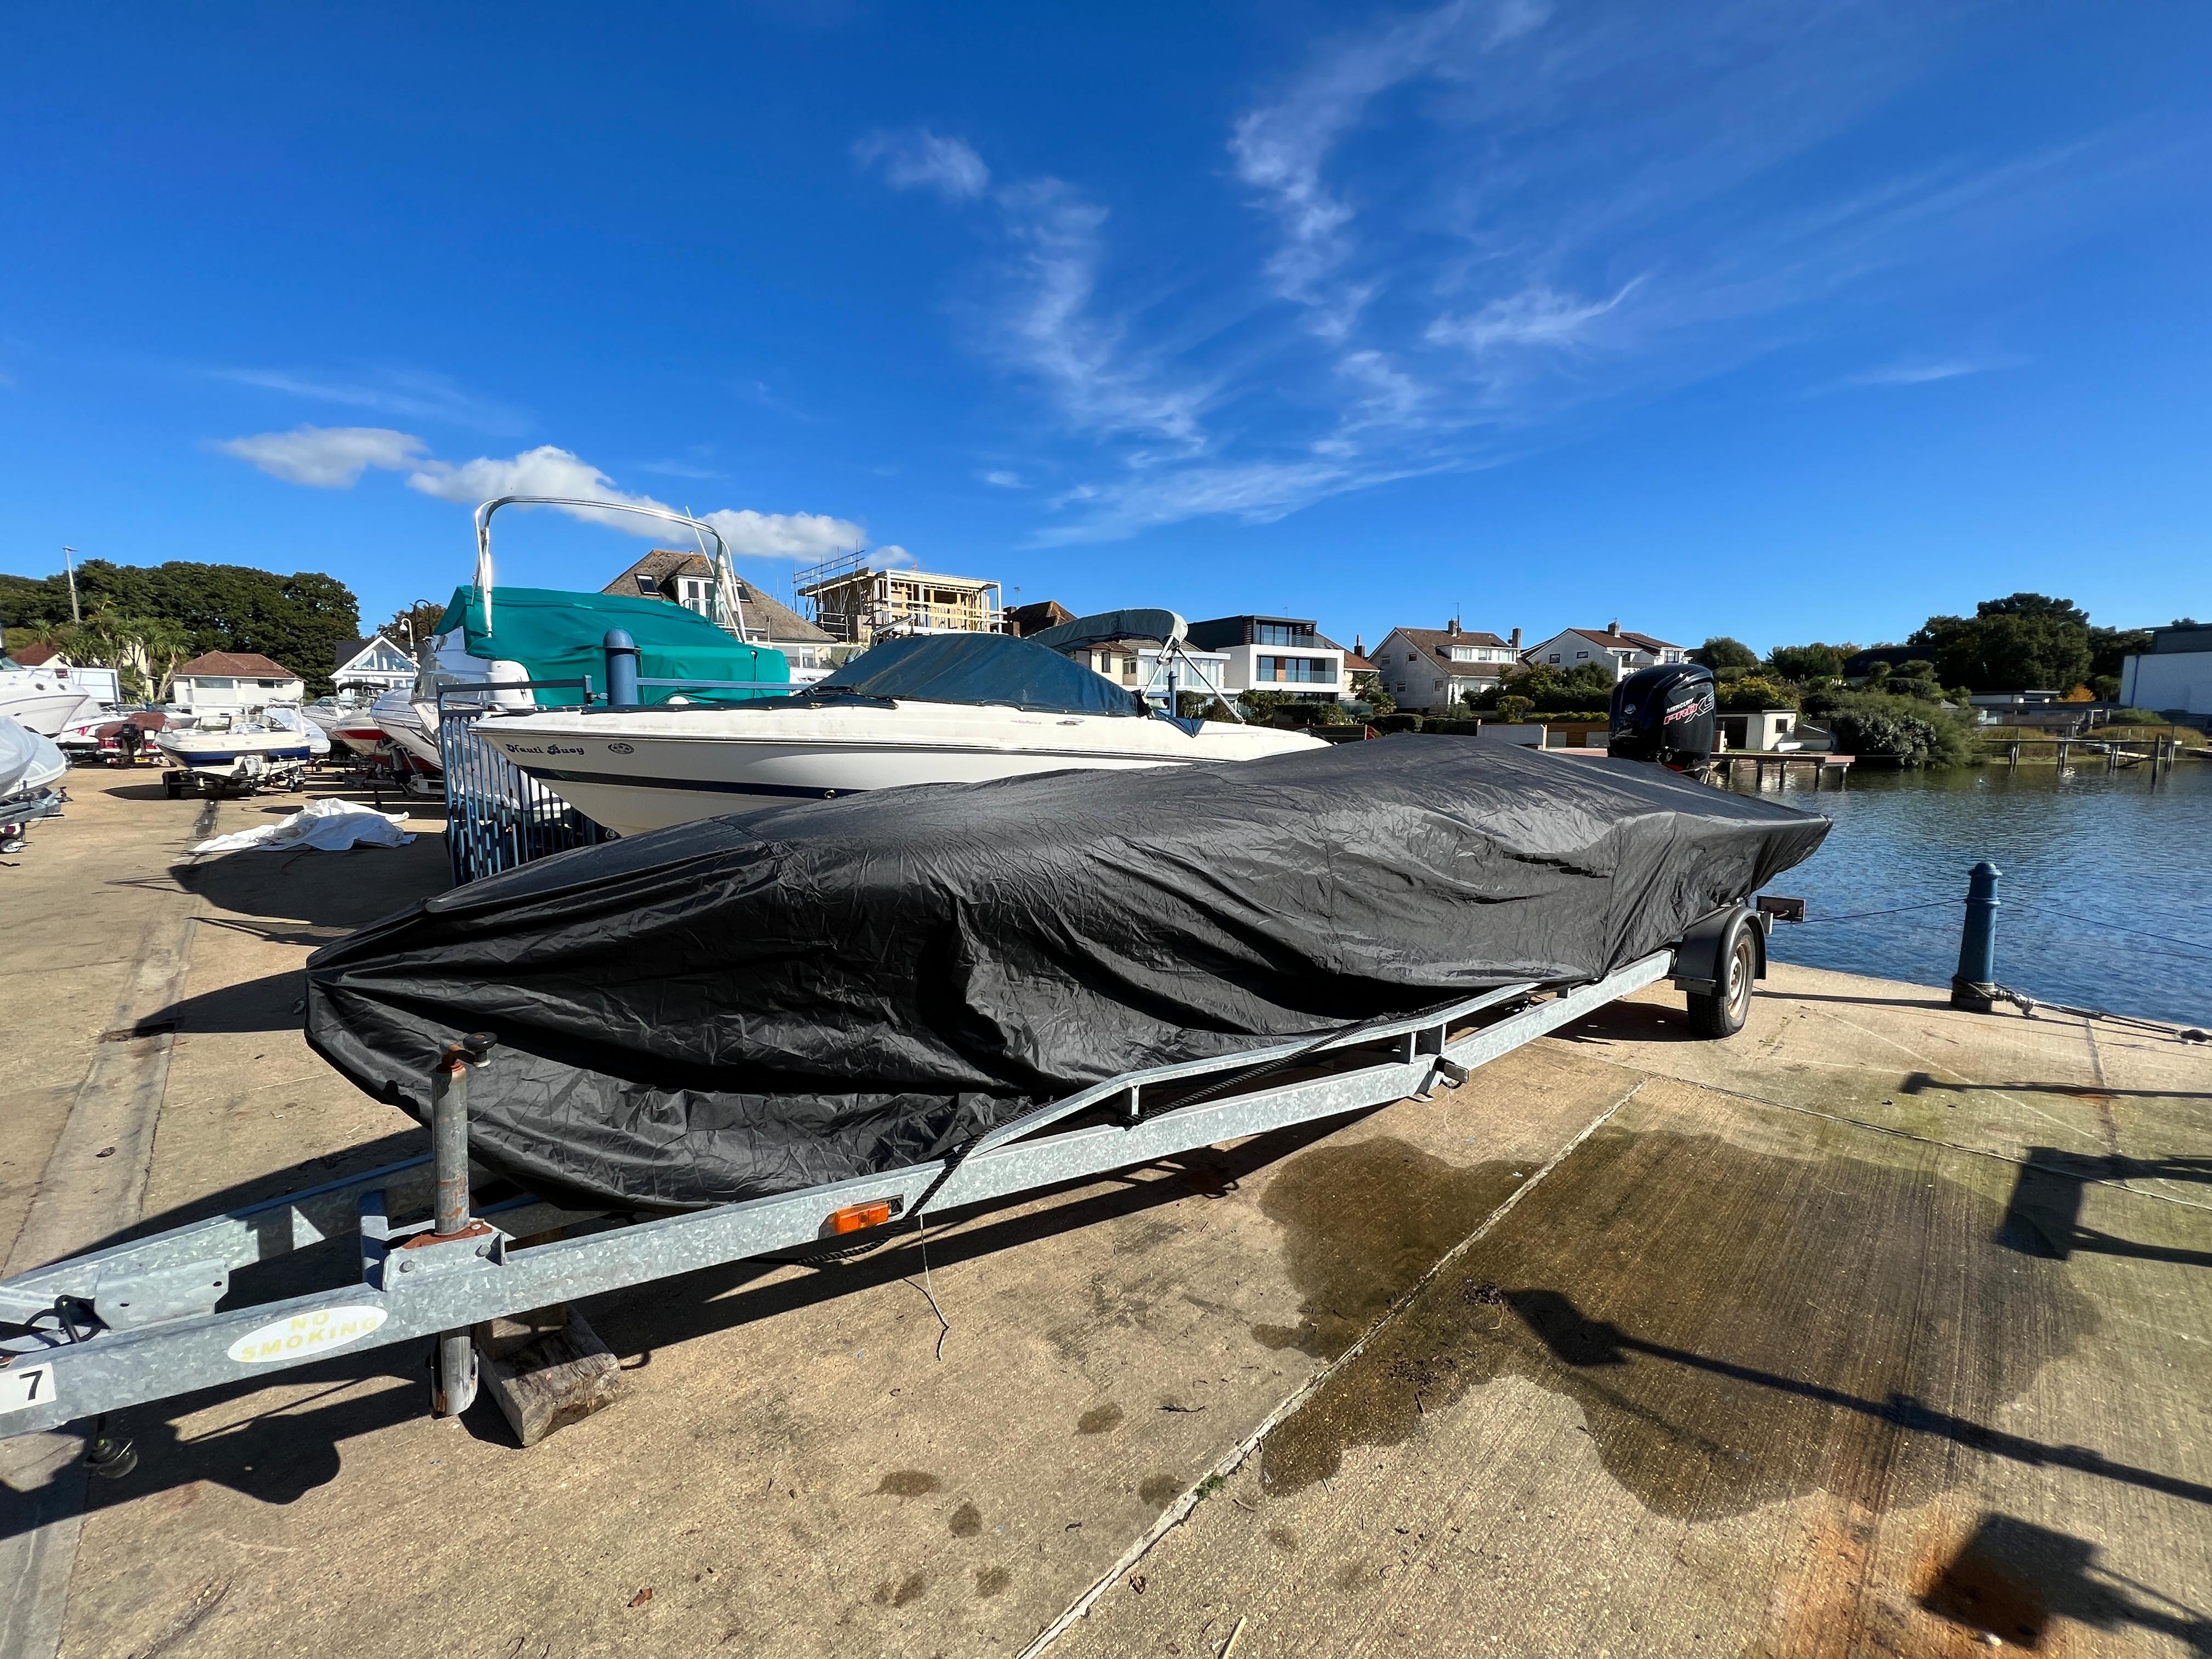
[0,657,105,738]
[480,623,1328,836]
[155,707,321,795]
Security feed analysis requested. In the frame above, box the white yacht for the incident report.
[0,657,105,738]
[479,617,1328,837]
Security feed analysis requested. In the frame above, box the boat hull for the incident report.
[1,686,104,739]
[482,704,1328,836]
[154,733,316,777]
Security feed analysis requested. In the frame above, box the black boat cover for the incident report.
[305,738,1829,1212]
[814,631,1146,716]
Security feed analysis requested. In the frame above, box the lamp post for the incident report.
[62,546,81,623]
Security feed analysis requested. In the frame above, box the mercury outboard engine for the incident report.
[1609,662,1717,774]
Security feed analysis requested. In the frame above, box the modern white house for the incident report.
[1373,623,1523,712]
[330,633,418,696]
[1521,623,1687,680]
[1184,615,1347,702]
[168,651,305,713]
[2119,622,2212,717]
[1072,641,1235,706]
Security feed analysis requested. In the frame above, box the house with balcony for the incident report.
[1374,622,1524,712]
[169,651,304,712]
[331,633,418,696]
[1184,615,1347,702]
[1521,623,1686,681]
[793,549,1003,647]
[605,550,842,676]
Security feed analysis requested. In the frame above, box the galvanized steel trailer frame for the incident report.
[0,944,1701,1444]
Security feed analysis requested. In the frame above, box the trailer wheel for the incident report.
[1686,920,1757,1039]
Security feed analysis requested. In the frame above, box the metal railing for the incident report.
[438,681,611,885]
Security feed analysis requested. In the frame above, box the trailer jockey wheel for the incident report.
[1687,918,1757,1039]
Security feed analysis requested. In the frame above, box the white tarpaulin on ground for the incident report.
[192,798,415,856]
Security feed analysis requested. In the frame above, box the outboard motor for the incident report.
[1609,663,1716,774]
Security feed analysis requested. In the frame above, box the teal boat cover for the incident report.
[430,585,788,706]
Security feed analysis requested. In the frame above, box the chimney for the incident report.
[1446,618,1460,636]
[1353,633,1365,657]
[1608,619,1622,636]
[1510,626,1522,648]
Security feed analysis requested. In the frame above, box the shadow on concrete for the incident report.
[1,1116,1355,1525]
[1550,998,1706,1046]
[1997,1149,2212,1267]
[1902,1070,2212,1103]
[178,834,448,932]
[1762,989,1956,1012]
[123,967,306,1037]
[1922,1512,2212,1653]
[1504,1286,2212,1507]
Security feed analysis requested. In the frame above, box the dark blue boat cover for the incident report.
[305,737,1829,1212]
[816,632,1144,716]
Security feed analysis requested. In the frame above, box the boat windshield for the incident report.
[812,633,1147,718]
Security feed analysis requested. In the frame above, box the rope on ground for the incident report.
[1993,983,2209,1043]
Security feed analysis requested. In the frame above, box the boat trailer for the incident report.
[0,905,1778,1463]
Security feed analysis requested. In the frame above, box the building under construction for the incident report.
[793,549,1003,645]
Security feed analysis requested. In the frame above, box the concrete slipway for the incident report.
[1,769,2206,1659]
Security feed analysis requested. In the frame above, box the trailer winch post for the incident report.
[429,1033,496,1415]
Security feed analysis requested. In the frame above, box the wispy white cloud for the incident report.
[871,3,2163,544]
[854,128,990,200]
[1425,278,1642,357]
[981,469,1024,488]
[988,177,1214,450]
[1842,358,2002,387]
[210,366,527,434]
[635,457,729,479]
[213,425,427,487]
[215,430,872,560]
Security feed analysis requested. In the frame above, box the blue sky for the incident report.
[3,2,2207,654]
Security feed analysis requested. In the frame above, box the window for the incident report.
[677,577,714,616]
[1259,655,1329,684]
[632,574,658,596]
[1575,650,1589,659]
[1256,623,1317,647]
[1548,653,1561,663]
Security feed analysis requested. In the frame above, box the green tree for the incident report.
[1910,592,2093,694]
[1494,695,1534,723]
[1,558,359,696]
[1765,642,1854,681]
[1822,692,1978,768]
[1691,636,1760,672]
[2086,625,2151,683]
[1717,675,1801,712]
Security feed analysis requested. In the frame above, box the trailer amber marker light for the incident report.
[828,1200,895,1234]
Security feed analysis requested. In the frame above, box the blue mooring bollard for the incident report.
[1950,860,2000,1013]
[602,628,640,707]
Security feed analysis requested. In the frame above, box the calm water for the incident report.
[1750,760,2212,1027]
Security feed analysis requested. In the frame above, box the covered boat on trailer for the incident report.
[305,736,1829,1212]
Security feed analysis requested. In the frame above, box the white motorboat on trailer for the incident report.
[155,706,321,796]
[0,715,69,851]
[479,616,1328,837]
[0,656,105,738]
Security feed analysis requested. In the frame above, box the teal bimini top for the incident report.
[431,585,789,707]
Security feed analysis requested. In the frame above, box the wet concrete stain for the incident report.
[1267,1525,1299,1551]
[873,1470,943,1498]
[1138,1473,1181,1509]
[1257,1127,2102,1521]
[974,1566,1012,1599]
[872,1572,927,1607]
[1076,1403,1124,1435]
[1250,1137,1528,1359]
[947,1502,983,1537]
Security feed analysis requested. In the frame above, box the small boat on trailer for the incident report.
[155,706,321,797]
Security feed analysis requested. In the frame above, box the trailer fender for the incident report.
[1670,905,1768,997]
